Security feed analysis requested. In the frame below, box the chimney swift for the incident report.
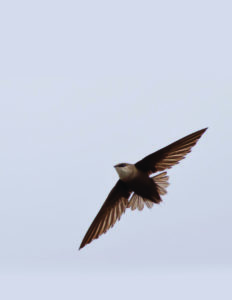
[79,128,207,249]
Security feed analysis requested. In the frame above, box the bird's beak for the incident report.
[114,165,117,168]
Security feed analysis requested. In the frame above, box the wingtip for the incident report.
[197,127,208,136]
[79,244,84,250]
[79,240,89,250]
[201,127,208,136]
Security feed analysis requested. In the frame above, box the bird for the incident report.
[79,128,207,250]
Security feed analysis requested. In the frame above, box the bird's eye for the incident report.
[118,163,127,167]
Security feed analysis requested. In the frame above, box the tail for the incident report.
[127,172,169,211]
[152,171,169,196]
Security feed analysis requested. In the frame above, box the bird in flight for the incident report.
[79,128,207,249]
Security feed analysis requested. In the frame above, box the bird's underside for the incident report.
[127,171,170,210]
[79,128,207,250]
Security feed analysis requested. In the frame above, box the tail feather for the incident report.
[152,172,169,195]
[127,194,144,211]
[144,199,154,208]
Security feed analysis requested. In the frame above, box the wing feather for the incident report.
[135,128,207,174]
[79,180,131,249]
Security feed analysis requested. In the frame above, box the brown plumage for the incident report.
[79,128,207,249]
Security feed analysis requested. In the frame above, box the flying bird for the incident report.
[79,128,207,249]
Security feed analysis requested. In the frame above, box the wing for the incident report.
[79,180,131,250]
[135,128,207,174]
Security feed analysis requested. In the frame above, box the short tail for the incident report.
[151,171,169,196]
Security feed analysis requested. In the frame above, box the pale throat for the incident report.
[115,165,137,181]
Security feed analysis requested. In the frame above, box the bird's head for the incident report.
[114,163,136,181]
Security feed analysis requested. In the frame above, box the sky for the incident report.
[0,0,232,299]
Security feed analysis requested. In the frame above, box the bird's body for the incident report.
[79,128,207,249]
[115,164,160,203]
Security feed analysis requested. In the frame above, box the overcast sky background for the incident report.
[0,0,232,299]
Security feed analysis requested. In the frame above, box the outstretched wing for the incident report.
[135,128,207,174]
[79,180,131,250]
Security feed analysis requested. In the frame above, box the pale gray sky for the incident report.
[0,0,232,299]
